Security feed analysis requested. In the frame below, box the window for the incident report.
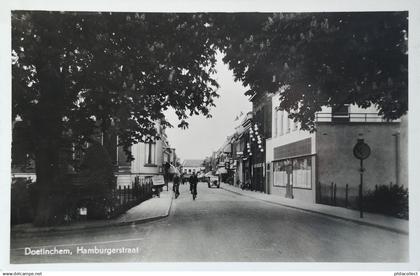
[274,108,278,137]
[273,160,289,187]
[145,142,156,165]
[264,98,273,138]
[292,156,312,189]
[184,169,187,173]
[332,104,350,122]
[273,156,312,189]
[279,111,284,135]
[188,169,191,173]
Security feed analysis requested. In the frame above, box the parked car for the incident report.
[207,174,220,188]
[197,172,207,182]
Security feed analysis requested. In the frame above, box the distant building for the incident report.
[181,159,204,175]
[216,135,235,183]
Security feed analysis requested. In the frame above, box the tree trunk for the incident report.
[32,61,66,226]
[33,139,62,226]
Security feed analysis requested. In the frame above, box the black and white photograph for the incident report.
[1,0,420,274]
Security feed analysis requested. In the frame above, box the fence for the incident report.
[110,177,153,215]
[316,181,404,212]
[317,182,359,209]
[315,112,392,123]
[11,175,154,225]
[70,176,154,220]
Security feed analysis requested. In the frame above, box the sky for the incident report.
[164,53,251,161]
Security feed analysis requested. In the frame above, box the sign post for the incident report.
[353,138,371,218]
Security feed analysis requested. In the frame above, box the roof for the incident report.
[182,159,204,167]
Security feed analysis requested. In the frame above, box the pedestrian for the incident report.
[189,171,199,200]
[181,173,185,185]
[164,162,171,190]
[173,173,181,199]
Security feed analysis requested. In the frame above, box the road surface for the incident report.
[10,182,408,263]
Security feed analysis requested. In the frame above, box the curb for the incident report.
[221,186,408,235]
[11,195,174,235]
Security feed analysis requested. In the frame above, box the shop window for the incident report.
[273,156,312,189]
[292,156,312,189]
[273,159,291,187]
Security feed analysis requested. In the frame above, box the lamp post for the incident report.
[353,138,371,218]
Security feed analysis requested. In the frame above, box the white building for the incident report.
[116,121,171,188]
[181,159,205,175]
[266,91,407,207]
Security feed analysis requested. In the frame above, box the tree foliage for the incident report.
[12,11,220,159]
[12,11,220,225]
[79,141,115,194]
[213,12,408,130]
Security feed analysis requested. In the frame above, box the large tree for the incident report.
[213,12,408,130]
[12,11,219,225]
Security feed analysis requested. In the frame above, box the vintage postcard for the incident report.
[1,0,419,274]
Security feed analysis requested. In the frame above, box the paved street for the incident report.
[10,183,408,263]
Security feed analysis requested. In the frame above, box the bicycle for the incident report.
[190,183,197,200]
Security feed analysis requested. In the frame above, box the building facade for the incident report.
[232,112,252,188]
[181,159,205,175]
[266,91,408,206]
[248,93,272,193]
[115,121,172,188]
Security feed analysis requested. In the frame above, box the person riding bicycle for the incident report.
[189,172,199,200]
[173,173,181,199]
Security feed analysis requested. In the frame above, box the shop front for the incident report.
[272,155,315,200]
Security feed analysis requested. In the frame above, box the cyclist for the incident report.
[189,172,199,200]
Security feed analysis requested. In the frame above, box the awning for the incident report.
[168,164,180,175]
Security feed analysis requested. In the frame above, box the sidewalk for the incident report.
[221,183,409,235]
[11,190,173,235]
